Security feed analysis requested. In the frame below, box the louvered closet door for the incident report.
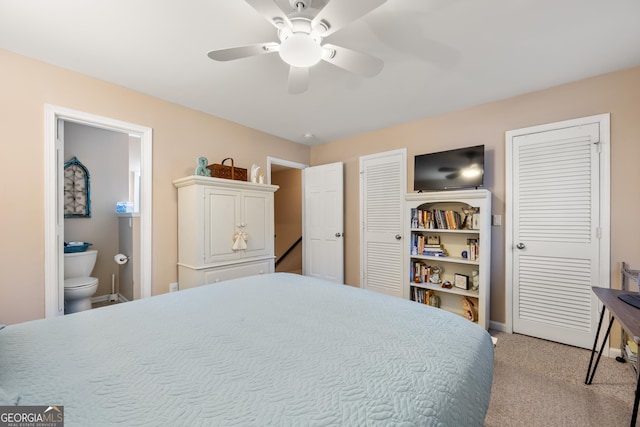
[360,149,406,298]
[512,123,601,349]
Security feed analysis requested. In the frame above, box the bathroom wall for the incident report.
[118,215,138,301]
[128,135,141,211]
[64,122,129,298]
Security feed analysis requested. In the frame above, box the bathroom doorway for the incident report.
[64,122,138,305]
[44,105,152,317]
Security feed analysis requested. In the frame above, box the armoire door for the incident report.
[204,187,241,263]
[242,191,272,258]
[360,149,406,298]
[506,114,610,349]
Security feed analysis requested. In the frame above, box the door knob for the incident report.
[335,232,342,237]
[395,234,402,240]
[516,243,525,249]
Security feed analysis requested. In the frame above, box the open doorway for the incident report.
[64,122,139,306]
[267,157,307,275]
[44,105,152,318]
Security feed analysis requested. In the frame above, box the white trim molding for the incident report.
[44,104,153,318]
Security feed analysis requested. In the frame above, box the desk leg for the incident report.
[632,374,640,427]
[585,307,606,384]
[585,309,614,385]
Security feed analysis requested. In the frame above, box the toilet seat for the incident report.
[64,276,98,289]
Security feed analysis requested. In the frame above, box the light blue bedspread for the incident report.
[0,273,493,426]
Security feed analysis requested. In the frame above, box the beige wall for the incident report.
[310,66,640,325]
[0,48,310,324]
[2,43,639,329]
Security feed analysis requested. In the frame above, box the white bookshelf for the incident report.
[405,189,491,329]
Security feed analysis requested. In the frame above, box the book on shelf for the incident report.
[410,208,463,230]
[411,208,435,229]
[411,234,447,256]
[411,286,440,307]
[466,238,479,261]
[423,250,447,257]
[411,262,431,283]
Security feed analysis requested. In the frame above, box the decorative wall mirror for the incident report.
[64,156,91,218]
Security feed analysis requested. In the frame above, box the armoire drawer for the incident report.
[203,260,273,284]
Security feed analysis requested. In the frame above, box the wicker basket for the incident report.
[207,158,247,181]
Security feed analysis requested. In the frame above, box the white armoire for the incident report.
[173,176,278,289]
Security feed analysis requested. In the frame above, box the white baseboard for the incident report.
[609,347,622,359]
[92,294,128,304]
[489,320,506,332]
[487,319,621,360]
[91,294,110,303]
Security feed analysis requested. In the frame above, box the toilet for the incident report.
[64,250,99,314]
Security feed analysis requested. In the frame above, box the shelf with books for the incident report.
[411,254,479,265]
[410,280,479,298]
[405,189,491,329]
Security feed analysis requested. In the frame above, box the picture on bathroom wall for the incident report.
[64,156,92,218]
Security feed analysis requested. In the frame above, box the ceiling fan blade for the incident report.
[207,43,279,61]
[245,0,291,28]
[288,66,309,94]
[322,44,383,77]
[312,0,387,36]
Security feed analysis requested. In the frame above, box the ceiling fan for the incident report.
[207,0,387,94]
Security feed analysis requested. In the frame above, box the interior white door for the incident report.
[360,149,406,298]
[303,162,344,283]
[55,119,65,315]
[507,117,609,349]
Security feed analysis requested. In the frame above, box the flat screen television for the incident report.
[414,145,484,191]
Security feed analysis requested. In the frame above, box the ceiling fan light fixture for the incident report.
[279,33,323,67]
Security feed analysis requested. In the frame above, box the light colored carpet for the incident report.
[485,331,636,426]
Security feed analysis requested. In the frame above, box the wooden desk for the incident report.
[585,287,640,427]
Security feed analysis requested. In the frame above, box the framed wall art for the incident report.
[64,156,91,218]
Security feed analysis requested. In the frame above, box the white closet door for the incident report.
[511,122,603,349]
[360,149,406,298]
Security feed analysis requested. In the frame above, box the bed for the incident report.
[0,273,494,426]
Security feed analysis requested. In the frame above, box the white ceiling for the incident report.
[1,0,639,146]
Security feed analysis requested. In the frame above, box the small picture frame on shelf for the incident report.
[454,273,469,290]
[427,235,440,245]
[472,213,480,230]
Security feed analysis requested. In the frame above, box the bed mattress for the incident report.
[0,273,493,426]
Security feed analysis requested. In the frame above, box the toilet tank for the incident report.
[64,250,98,279]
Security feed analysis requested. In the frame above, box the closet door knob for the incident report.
[335,232,342,238]
[516,243,525,249]
[395,234,402,240]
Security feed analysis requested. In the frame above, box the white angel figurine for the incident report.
[250,164,260,183]
[232,231,248,251]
